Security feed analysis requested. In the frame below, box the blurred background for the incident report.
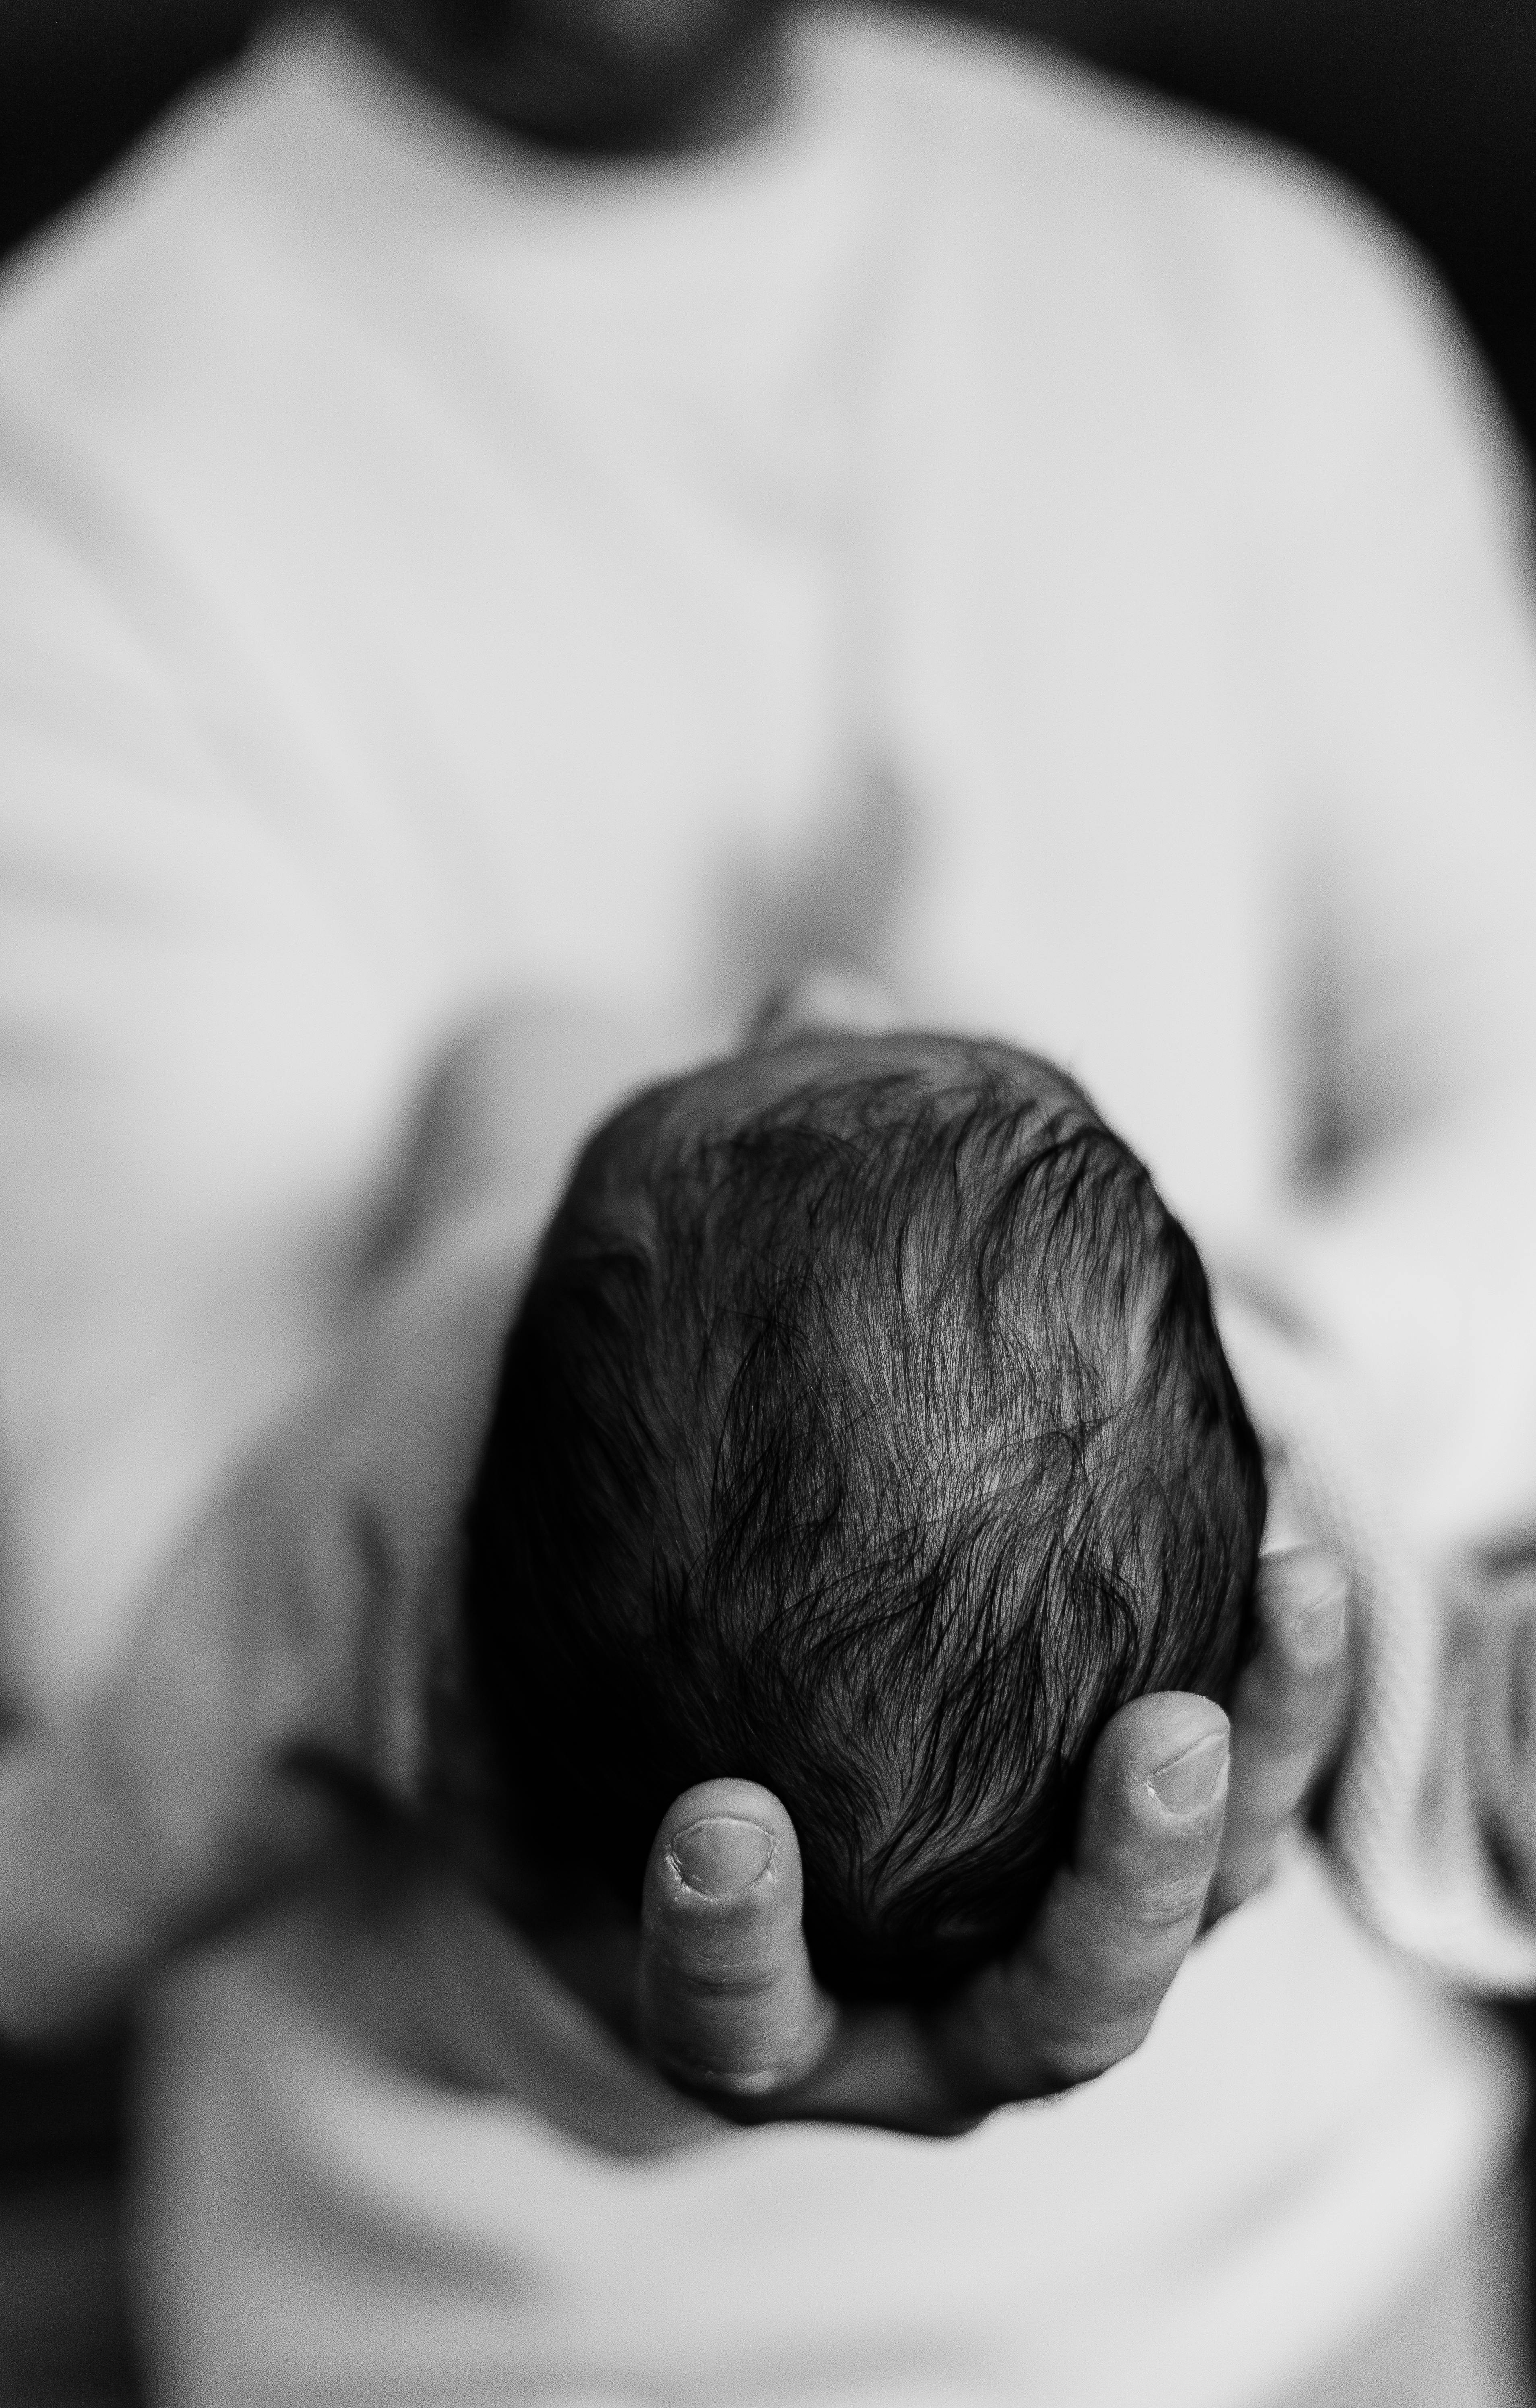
[0,3,1531,2402]
[1,0,1533,471]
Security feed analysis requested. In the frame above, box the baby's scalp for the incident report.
[464,1029,1265,2002]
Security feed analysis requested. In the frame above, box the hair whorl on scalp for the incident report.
[463,1033,1265,2002]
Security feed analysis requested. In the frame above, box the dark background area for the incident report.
[0,3,1532,2403]
[1,0,1533,469]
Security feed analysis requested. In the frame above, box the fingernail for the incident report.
[670,1817,775,1898]
[1262,1537,1318,1567]
[1293,1584,1347,1667]
[1148,1730,1228,1815]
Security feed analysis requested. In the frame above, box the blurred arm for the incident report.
[1257,200,1536,1558]
[0,1206,523,2037]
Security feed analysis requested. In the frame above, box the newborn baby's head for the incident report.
[464,1031,1265,2002]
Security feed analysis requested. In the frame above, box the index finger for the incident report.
[1205,1543,1347,1923]
[926,1691,1229,2110]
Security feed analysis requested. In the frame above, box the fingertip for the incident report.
[647,1778,798,1908]
[669,1816,774,1899]
[746,967,902,1050]
[1092,1693,1230,1827]
[1064,1696,1227,1953]
[1252,1547,1349,1687]
[965,1694,1226,2101]
[1257,1539,1346,1617]
[639,1780,832,2100]
[1146,1725,1230,1819]
[1207,1549,1348,1923]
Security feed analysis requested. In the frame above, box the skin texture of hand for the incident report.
[637,1543,1348,2132]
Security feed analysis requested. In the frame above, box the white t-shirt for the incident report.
[3,8,1536,2402]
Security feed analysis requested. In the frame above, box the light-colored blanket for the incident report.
[3,1216,1535,2040]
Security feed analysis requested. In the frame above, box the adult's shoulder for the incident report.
[819,13,1468,374]
[0,21,435,476]
[0,35,322,392]
[810,6,1523,534]
[816,7,1410,285]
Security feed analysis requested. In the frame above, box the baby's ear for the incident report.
[744,964,904,1050]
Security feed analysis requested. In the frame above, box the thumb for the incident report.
[637,1778,835,2097]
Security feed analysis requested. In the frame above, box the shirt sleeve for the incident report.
[0,426,407,1713]
[0,1209,522,2040]
[1236,181,1536,1558]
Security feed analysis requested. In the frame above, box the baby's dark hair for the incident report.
[462,1032,1264,2002]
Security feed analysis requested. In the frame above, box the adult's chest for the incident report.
[0,203,1301,1702]
[138,227,1293,1235]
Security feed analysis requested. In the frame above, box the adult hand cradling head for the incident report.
[638,1546,1346,2130]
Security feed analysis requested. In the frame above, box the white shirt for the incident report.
[2,8,1535,2402]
